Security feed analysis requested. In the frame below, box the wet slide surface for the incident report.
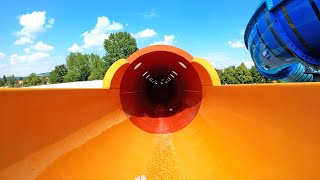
[1,83,320,179]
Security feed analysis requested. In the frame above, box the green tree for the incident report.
[3,75,7,85]
[41,77,48,85]
[14,83,23,88]
[0,79,4,87]
[221,66,238,84]
[23,73,42,87]
[219,64,278,85]
[235,63,253,84]
[7,75,16,87]
[250,66,263,83]
[103,32,138,69]
[64,53,90,82]
[88,54,106,80]
[216,69,223,79]
[48,71,59,84]
[249,66,274,83]
[49,64,68,84]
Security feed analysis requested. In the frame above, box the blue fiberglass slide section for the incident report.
[245,0,320,82]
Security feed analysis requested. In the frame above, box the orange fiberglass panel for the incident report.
[0,89,122,169]
[1,45,320,180]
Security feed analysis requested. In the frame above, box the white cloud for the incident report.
[17,11,49,38]
[46,18,55,29]
[0,52,6,60]
[48,18,54,24]
[24,48,31,53]
[204,53,232,69]
[68,43,83,52]
[10,52,49,65]
[14,37,34,45]
[244,61,255,68]
[133,28,157,39]
[151,35,176,45]
[107,22,123,31]
[228,41,246,48]
[31,41,54,51]
[0,59,56,77]
[15,11,54,48]
[203,52,254,69]
[142,10,159,19]
[81,16,123,49]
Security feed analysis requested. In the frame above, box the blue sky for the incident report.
[0,0,260,76]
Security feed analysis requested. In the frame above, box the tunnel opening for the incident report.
[120,50,202,134]
[144,74,179,117]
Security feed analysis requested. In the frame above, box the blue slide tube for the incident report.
[245,0,320,82]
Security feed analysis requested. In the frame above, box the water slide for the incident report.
[245,0,320,81]
[1,45,320,180]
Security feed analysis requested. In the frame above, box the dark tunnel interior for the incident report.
[120,51,203,134]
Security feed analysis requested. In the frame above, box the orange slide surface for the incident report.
[1,46,320,180]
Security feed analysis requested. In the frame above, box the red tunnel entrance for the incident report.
[120,46,202,134]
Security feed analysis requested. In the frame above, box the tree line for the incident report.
[0,73,49,88]
[0,75,17,87]
[216,63,276,84]
[0,31,276,88]
[48,32,138,84]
